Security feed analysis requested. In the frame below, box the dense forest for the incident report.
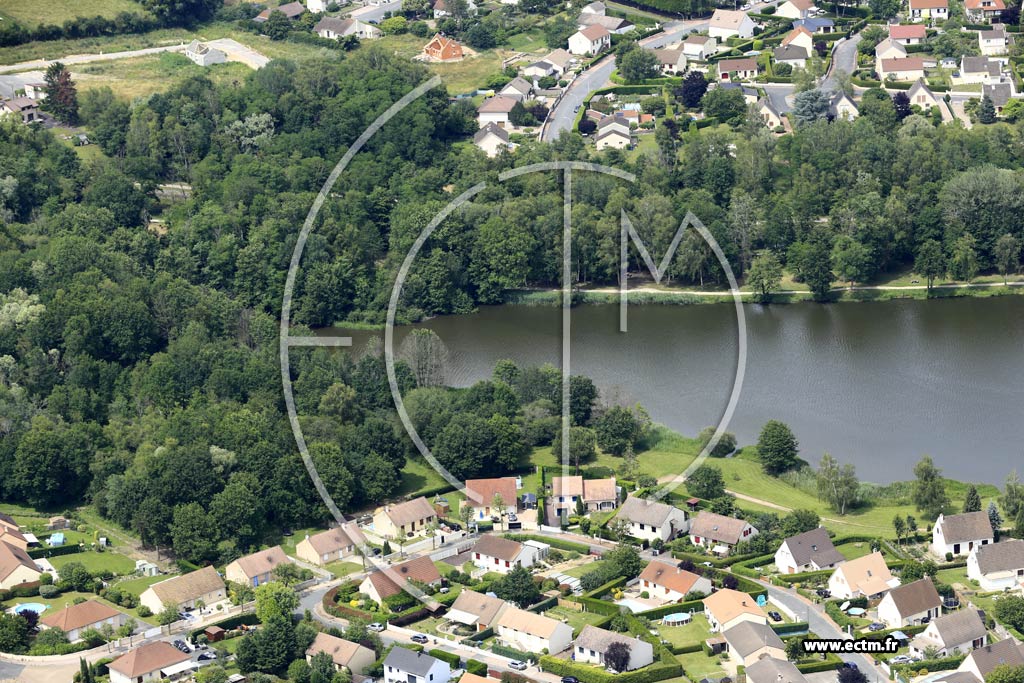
[2,47,1024,563]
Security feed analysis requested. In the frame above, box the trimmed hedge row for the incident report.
[796,657,844,673]
[893,654,964,676]
[773,621,810,636]
[492,643,536,663]
[504,534,591,555]
[466,660,488,675]
[29,544,83,559]
[430,648,461,667]
[576,595,626,616]
[540,651,681,683]
[461,626,495,645]
[189,613,259,640]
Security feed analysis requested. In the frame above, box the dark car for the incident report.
[867,622,885,632]
[448,521,462,531]
[411,634,429,644]
[768,611,783,622]
[198,652,217,661]
[562,677,580,683]
[841,662,859,670]
[920,616,931,624]
[816,588,831,598]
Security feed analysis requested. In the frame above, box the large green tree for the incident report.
[757,420,799,475]
[912,456,950,519]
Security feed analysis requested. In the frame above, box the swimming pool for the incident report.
[13,603,47,615]
[615,598,651,613]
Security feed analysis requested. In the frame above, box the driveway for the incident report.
[763,83,795,113]
[822,33,861,92]
[349,0,403,24]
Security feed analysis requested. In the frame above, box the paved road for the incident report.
[822,34,862,92]
[541,20,707,142]
[0,43,188,75]
[763,82,795,113]
[349,0,403,24]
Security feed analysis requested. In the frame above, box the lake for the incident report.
[327,297,1024,484]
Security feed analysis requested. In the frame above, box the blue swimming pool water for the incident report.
[13,603,47,615]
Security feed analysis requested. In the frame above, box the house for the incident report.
[423,34,464,62]
[306,633,376,676]
[108,642,191,683]
[523,60,556,79]
[583,478,618,511]
[639,560,713,602]
[595,122,631,150]
[295,524,361,567]
[774,45,808,70]
[447,589,508,631]
[774,528,845,575]
[1,98,40,124]
[793,17,835,33]
[709,9,756,40]
[464,477,518,521]
[476,96,519,129]
[889,24,927,45]
[433,0,477,17]
[968,539,1024,591]
[703,588,768,632]
[688,511,758,555]
[776,0,816,20]
[722,621,786,666]
[543,48,574,74]
[224,545,291,587]
[549,475,617,518]
[474,123,513,157]
[139,565,226,614]
[683,34,717,60]
[0,524,27,551]
[471,535,540,574]
[757,98,784,128]
[574,625,655,671]
[24,83,47,101]
[717,58,760,81]
[383,647,450,683]
[830,91,859,120]
[501,77,534,100]
[966,0,1006,21]
[959,56,1002,84]
[877,578,942,628]
[880,56,926,81]
[782,26,815,53]
[185,40,226,66]
[373,497,436,539]
[907,78,941,110]
[910,608,987,659]
[496,607,574,654]
[933,512,994,559]
[875,37,908,63]
[979,26,1010,56]
[614,497,690,543]
[983,82,1014,111]
[568,25,611,56]
[827,551,899,599]
[746,658,810,683]
[0,540,41,590]
[315,17,381,40]
[307,0,327,11]
[653,48,687,75]
[359,555,442,605]
[578,13,634,34]
[945,639,1024,683]
[908,0,948,22]
[254,1,307,22]
[581,1,606,14]
[40,600,127,643]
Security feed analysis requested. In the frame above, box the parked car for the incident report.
[841,662,859,670]
[816,588,831,598]
[440,586,450,594]
[509,661,528,671]
[198,652,217,661]
[448,521,462,531]
[561,677,579,683]
[891,655,913,665]
[868,622,885,632]
[411,634,429,644]
[768,611,783,622]
[573,104,581,113]
[369,622,386,632]
[508,513,518,522]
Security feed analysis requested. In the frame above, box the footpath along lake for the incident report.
[326,296,1024,484]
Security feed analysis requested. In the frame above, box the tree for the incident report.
[859,25,888,54]
[893,92,912,121]
[697,426,737,458]
[552,426,598,471]
[379,16,408,34]
[817,453,859,515]
[605,641,631,673]
[272,562,303,586]
[785,636,805,660]
[42,62,78,124]
[492,493,507,530]
[399,329,449,387]
[963,484,982,513]
[595,406,646,456]
[906,515,918,540]
[831,235,872,288]
[619,47,659,83]
[687,465,726,499]
[915,239,947,291]
[949,233,979,282]
[838,665,868,683]
[605,545,644,579]
[757,420,799,475]
[791,89,830,126]
[893,514,906,544]
[746,250,783,302]
[254,582,299,624]
[141,0,220,24]
[701,87,748,124]
[171,503,219,564]
[677,71,708,108]
[157,603,180,627]
[990,501,1005,539]
[995,594,1024,631]
[987,665,1024,683]
[492,566,540,607]
[979,94,997,124]
[789,237,834,300]
[913,456,950,519]
[868,0,900,19]
[309,651,337,683]
[59,561,93,592]
[994,234,1021,284]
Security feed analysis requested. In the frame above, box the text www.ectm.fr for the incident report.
[802,637,901,654]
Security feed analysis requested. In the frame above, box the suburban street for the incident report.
[822,34,862,92]
[350,0,404,25]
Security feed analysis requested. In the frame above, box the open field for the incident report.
[0,0,149,27]
[563,558,607,578]
[74,52,253,99]
[658,615,714,646]
[112,573,167,596]
[544,604,610,634]
[326,560,363,577]
[51,550,137,575]
[676,650,728,680]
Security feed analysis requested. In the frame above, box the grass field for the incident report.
[326,561,364,578]
[658,614,714,646]
[0,0,149,27]
[563,558,607,578]
[74,52,253,99]
[676,649,728,680]
[372,34,527,96]
[51,550,137,576]
[113,573,166,596]
[544,604,609,634]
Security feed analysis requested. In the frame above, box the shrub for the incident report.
[137,605,152,617]
[430,648,461,667]
[39,584,60,598]
[466,660,488,676]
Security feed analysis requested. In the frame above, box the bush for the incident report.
[39,584,60,598]
[466,659,488,675]
[137,605,152,617]
[430,648,461,667]
[492,644,536,662]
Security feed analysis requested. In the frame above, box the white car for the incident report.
[368,622,386,632]
[741,3,751,8]
[509,661,528,671]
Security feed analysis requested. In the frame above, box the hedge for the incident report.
[670,642,703,654]
[29,544,83,559]
[430,648,461,668]
[796,656,844,673]
[189,613,259,640]
[583,575,628,599]
[530,595,559,613]
[492,643,536,663]
[893,654,964,676]
[774,569,833,585]
[461,626,495,645]
[576,595,626,616]
[466,659,488,675]
[504,534,591,554]
[540,652,681,683]
[773,622,810,636]
[637,599,705,620]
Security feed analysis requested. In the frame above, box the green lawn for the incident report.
[0,0,148,27]
[835,541,874,560]
[279,527,321,557]
[74,52,255,100]
[326,561,364,578]
[676,650,727,680]
[52,550,137,576]
[563,559,607,578]
[112,573,166,596]
[371,34,507,96]
[544,604,610,634]
[658,615,714,647]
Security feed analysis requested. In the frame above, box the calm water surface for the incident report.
[329,297,1024,484]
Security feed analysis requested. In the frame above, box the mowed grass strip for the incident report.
[0,0,149,27]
